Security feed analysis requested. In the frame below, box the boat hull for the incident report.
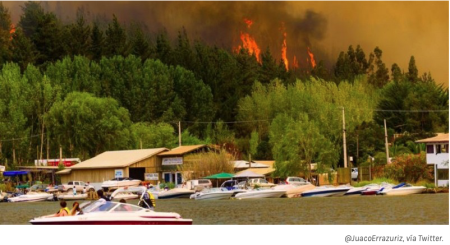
[235,190,285,199]
[30,219,192,225]
[193,192,234,200]
[301,187,351,197]
[8,193,53,203]
[157,188,195,199]
[380,186,426,196]
[274,184,315,198]
[58,194,88,200]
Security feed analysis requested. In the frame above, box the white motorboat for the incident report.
[101,177,141,190]
[220,180,247,197]
[29,199,192,225]
[7,192,54,203]
[378,183,426,196]
[57,193,88,200]
[190,188,234,200]
[345,183,382,196]
[301,185,352,197]
[234,188,286,199]
[156,188,195,199]
[273,183,316,198]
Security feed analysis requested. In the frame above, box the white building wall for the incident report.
[426,143,449,187]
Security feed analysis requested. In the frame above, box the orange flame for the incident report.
[307,47,316,68]
[244,18,253,29]
[293,55,299,69]
[234,19,261,63]
[10,24,15,40]
[281,31,288,71]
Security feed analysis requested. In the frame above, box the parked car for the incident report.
[285,176,308,185]
[351,168,358,180]
[58,181,95,193]
[188,179,212,191]
[247,178,276,188]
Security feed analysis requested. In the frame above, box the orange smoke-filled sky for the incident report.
[3,1,448,85]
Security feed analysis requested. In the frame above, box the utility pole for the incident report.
[384,119,390,164]
[178,121,182,147]
[342,107,348,168]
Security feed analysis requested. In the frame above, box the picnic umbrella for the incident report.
[203,172,235,187]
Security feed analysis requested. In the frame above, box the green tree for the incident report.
[0,3,12,66]
[270,113,338,179]
[407,56,419,83]
[129,23,151,60]
[46,92,132,159]
[89,22,104,61]
[64,8,91,57]
[131,122,176,149]
[18,1,44,38]
[10,28,37,72]
[104,15,128,57]
[368,47,389,88]
[248,130,259,162]
[391,63,402,82]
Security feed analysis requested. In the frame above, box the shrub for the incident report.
[384,152,432,183]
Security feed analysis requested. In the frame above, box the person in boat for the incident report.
[70,201,83,216]
[140,186,156,210]
[55,200,70,217]
[97,189,110,201]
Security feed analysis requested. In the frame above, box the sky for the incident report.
[3,1,449,85]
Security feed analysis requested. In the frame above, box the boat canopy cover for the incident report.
[2,171,29,176]
[203,172,235,179]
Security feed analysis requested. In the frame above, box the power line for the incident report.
[0,134,40,143]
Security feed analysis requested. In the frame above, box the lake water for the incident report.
[0,193,448,225]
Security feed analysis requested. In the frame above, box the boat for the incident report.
[360,183,394,196]
[378,183,426,196]
[273,183,315,198]
[234,188,286,199]
[345,183,383,196]
[29,199,192,225]
[190,188,234,200]
[301,185,352,197]
[156,188,195,199]
[112,193,139,200]
[101,177,141,191]
[57,193,88,200]
[7,192,54,203]
[220,180,247,197]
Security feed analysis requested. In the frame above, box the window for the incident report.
[437,169,449,180]
[443,144,449,153]
[427,145,434,154]
[68,181,73,185]
[436,144,442,154]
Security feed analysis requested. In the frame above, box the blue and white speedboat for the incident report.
[190,188,234,200]
[301,185,352,197]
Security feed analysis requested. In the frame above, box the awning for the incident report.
[56,169,72,175]
[203,172,235,179]
[2,171,29,177]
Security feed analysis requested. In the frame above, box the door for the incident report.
[129,168,145,181]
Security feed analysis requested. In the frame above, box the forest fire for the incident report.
[307,47,316,68]
[281,30,288,71]
[234,18,261,63]
[10,24,15,40]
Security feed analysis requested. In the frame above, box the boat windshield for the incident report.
[111,203,143,212]
[82,199,116,213]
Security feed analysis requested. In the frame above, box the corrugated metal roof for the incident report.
[69,148,168,169]
[234,168,275,177]
[416,133,449,143]
[253,160,275,168]
[233,160,269,168]
[158,145,206,156]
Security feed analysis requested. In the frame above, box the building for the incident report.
[57,148,168,187]
[416,133,449,187]
[157,144,213,185]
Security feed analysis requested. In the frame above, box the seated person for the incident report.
[55,200,70,217]
[70,201,83,216]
